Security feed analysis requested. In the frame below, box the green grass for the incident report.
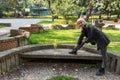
[38,16,78,25]
[38,14,118,25]
[38,18,92,25]
[0,25,4,28]
[38,20,66,24]
[103,29,120,53]
[90,14,118,19]
[47,76,76,80]
[29,29,120,54]
[38,19,76,25]
[30,29,80,44]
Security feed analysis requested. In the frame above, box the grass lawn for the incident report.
[0,25,4,28]
[103,29,120,53]
[30,29,80,44]
[38,16,78,25]
[48,76,76,80]
[30,29,120,54]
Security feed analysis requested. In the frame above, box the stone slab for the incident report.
[21,49,102,60]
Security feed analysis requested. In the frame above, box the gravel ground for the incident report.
[0,60,120,80]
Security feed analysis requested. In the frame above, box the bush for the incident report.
[47,76,76,80]
[6,11,14,17]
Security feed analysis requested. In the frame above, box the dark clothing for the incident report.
[77,23,110,50]
[100,47,107,68]
[76,23,110,69]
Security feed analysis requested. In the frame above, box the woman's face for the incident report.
[77,20,85,28]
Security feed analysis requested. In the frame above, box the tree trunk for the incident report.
[0,10,3,18]
[85,7,93,22]
[50,10,54,22]
[99,12,102,19]
[78,12,81,18]
[117,13,120,18]
[107,13,111,20]
[47,0,54,22]
[52,15,54,22]
[64,15,69,24]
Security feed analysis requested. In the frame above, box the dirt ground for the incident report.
[0,59,120,80]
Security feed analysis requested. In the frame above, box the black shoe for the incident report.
[69,48,77,55]
[96,68,105,76]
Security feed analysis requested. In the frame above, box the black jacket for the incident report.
[77,23,110,50]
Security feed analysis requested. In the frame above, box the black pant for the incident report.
[77,43,108,69]
[99,47,107,68]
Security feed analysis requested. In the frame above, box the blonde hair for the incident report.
[77,18,87,23]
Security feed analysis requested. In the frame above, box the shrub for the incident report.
[47,76,76,80]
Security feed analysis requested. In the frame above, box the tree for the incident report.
[0,0,14,17]
[110,0,120,18]
[85,0,98,21]
[97,0,120,19]
[73,0,98,21]
[43,0,56,22]
[50,0,80,24]
[0,0,27,17]
[72,0,87,18]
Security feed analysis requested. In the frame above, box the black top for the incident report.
[77,23,110,49]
